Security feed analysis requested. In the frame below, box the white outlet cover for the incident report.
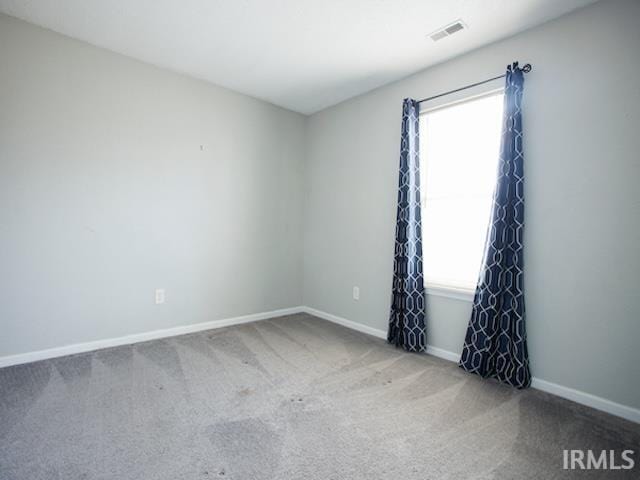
[353,286,360,301]
[155,289,165,304]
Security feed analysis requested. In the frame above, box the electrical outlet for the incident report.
[353,286,360,301]
[155,289,165,304]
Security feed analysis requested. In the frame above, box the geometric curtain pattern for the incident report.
[459,63,531,388]
[388,98,427,353]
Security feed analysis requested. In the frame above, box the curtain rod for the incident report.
[417,63,532,104]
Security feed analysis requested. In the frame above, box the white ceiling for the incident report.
[0,0,597,114]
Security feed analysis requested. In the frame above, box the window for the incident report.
[419,91,504,293]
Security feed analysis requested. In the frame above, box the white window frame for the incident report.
[419,87,504,302]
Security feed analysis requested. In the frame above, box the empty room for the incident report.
[1,0,639,478]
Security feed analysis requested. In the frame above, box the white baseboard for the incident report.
[2,304,638,424]
[301,306,640,424]
[301,306,461,362]
[0,306,304,368]
[424,345,461,363]
[303,306,387,340]
[530,378,640,424]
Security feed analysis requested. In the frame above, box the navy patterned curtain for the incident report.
[388,98,426,353]
[459,63,531,388]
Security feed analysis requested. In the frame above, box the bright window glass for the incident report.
[419,92,504,291]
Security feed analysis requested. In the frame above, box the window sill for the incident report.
[425,284,475,302]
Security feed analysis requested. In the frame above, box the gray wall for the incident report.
[303,0,640,410]
[0,14,305,357]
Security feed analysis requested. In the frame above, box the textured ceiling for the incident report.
[0,0,597,114]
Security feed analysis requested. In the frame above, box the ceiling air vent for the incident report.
[429,20,466,42]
